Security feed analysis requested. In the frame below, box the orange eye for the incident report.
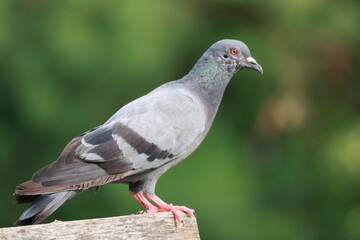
[230,48,238,55]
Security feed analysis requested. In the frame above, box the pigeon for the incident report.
[14,39,263,225]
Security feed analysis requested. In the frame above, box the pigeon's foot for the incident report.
[131,191,194,222]
[130,192,158,213]
[144,193,195,222]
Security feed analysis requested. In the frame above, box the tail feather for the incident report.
[15,194,40,204]
[16,191,78,225]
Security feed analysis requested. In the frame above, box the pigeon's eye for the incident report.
[230,48,238,56]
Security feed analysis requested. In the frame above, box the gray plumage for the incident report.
[15,39,263,225]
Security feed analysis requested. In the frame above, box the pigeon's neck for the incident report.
[184,56,233,109]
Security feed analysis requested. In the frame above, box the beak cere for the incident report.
[245,57,263,74]
[246,57,257,64]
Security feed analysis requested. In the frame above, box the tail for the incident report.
[15,191,78,225]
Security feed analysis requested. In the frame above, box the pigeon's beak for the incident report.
[244,57,263,74]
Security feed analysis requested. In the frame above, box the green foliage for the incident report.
[1,0,359,239]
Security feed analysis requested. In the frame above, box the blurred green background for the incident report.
[1,0,360,239]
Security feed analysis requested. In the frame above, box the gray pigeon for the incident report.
[15,39,263,225]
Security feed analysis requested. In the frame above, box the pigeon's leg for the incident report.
[144,193,195,222]
[130,191,158,213]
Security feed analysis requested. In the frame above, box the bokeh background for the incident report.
[1,0,360,239]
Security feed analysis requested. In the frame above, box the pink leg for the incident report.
[131,191,195,222]
[144,193,195,222]
[130,192,157,212]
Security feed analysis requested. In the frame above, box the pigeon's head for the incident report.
[209,39,263,74]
